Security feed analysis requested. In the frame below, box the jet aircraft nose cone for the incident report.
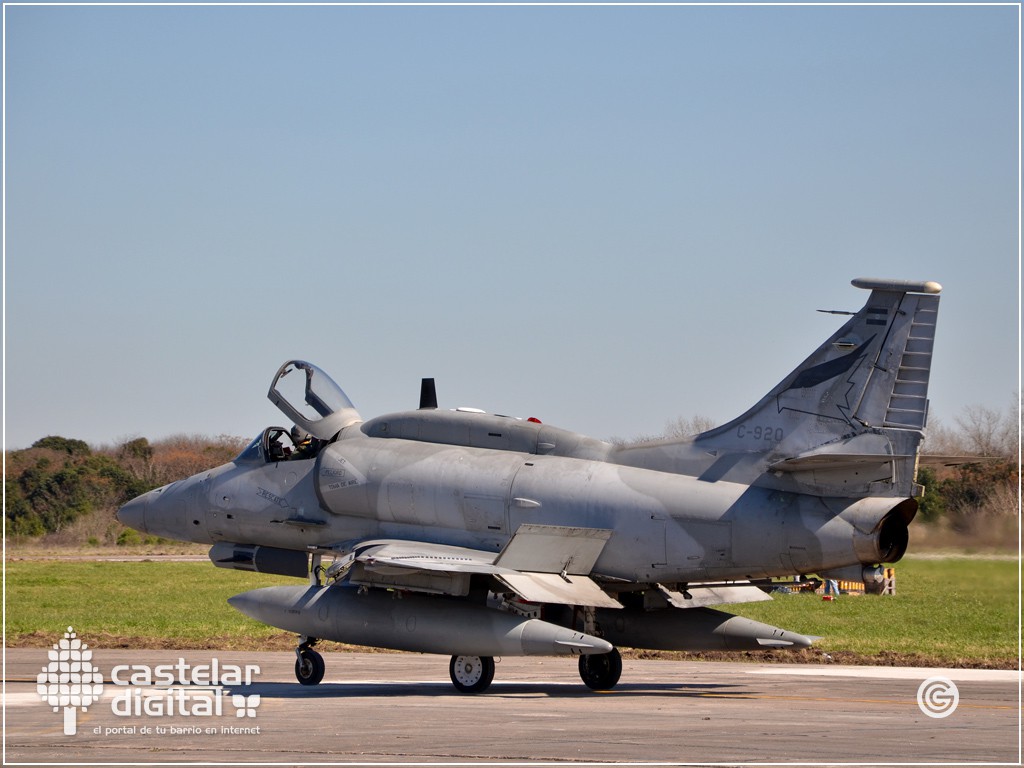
[116,495,147,532]
[114,478,210,543]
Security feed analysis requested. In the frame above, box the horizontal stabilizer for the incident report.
[770,453,912,472]
[917,454,1005,468]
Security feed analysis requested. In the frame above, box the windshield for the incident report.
[235,434,263,464]
[267,360,362,440]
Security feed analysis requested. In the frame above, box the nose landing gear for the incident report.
[295,637,325,686]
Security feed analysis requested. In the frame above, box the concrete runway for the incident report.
[6,649,1019,764]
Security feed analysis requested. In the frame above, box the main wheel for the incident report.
[295,647,325,686]
[449,655,495,694]
[579,648,622,690]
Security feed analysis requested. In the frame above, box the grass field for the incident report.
[5,557,1018,667]
[6,561,287,648]
[727,558,1019,667]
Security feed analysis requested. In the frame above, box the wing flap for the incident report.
[497,572,622,609]
[495,524,612,574]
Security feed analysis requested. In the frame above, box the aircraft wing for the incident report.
[340,525,622,609]
[351,539,507,575]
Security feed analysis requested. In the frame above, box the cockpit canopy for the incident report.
[267,360,362,440]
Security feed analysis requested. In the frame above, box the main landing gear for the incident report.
[575,605,621,691]
[448,655,495,693]
[578,648,622,690]
[294,637,325,686]
[293,638,622,693]
[446,649,622,694]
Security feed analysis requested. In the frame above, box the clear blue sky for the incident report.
[4,3,1020,450]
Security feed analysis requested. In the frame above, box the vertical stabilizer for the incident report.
[615,278,942,497]
[764,278,941,434]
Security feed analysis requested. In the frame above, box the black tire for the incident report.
[449,655,495,694]
[578,648,622,690]
[295,648,325,686]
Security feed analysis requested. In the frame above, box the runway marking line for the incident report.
[583,688,1016,711]
[696,692,1018,710]
[7,680,1019,712]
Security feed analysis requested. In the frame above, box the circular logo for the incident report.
[917,676,959,719]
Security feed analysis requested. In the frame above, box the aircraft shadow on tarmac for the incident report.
[225,681,751,700]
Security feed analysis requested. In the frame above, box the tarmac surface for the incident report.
[5,649,1020,764]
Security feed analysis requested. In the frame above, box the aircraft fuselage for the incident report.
[124,411,907,586]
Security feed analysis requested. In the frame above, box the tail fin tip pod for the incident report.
[851,277,942,294]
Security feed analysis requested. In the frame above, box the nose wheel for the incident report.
[295,640,325,686]
[449,655,495,693]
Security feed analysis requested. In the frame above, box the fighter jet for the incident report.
[117,277,941,693]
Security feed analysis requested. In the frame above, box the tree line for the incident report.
[4,434,246,538]
[912,402,1019,530]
